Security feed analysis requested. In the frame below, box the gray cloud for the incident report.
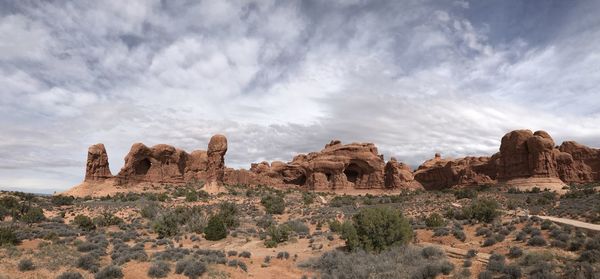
[1,0,600,193]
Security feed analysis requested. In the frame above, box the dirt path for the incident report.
[534,215,600,233]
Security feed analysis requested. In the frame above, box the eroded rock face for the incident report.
[558,141,600,182]
[413,155,496,190]
[85,144,112,181]
[384,158,424,190]
[498,130,560,180]
[100,135,228,185]
[225,140,420,191]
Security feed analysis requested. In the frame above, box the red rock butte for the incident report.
[65,130,600,197]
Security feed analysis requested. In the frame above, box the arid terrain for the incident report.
[2,181,600,279]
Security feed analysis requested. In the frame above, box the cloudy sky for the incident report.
[1,0,600,193]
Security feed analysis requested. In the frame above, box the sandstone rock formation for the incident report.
[558,141,600,183]
[84,144,112,181]
[384,158,423,190]
[83,134,228,186]
[225,140,423,191]
[413,154,496,190]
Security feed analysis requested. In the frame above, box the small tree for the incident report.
[204,215,227,241]
[21,207,45,224]
[342,206,413,252]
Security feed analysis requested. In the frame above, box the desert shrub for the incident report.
[462,199,500,223]
[204,215,227,241]
[466,249,477,258]
[425,213,446,228]
[579,250,600,263]
[18,258,35,271]
[487,253,505,272]
[227,250,237,256]
[463,259,472,267]
[265,224,291,247]
[21,207,45,224]
[453,229,466,242]
[302,192,316,205]
[153,213,179,238]
[475,227,492,237]
[285,219,310,234]
[76,254,100,272]
[330,195,356,207]
[454,189,477,199]
[515,231,527,241]
[94,212,123,227]
[185,211,207,234]
[482,238,497,247]
[56,271,84,279]
[421,246,444,259]
[433,227,449,237]
[328,220,342,232]
[175,259,206,279]
[141,203,160,219]
[0,226,19,245]
[239,251,251,258]
[218,202,239,229]
[52,195,75,206]
[73,215,96,231]
[342,206,413,252]
[261,194,285,214]
[277,251,290,259]
[527,236,547,246]
[256,214,275,229]
[503,265,522,279]
[508,246,523,258]
[148,261,171,278]
[310,245,452,279]
[94,265,123,279]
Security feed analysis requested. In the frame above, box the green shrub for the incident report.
[141,203,160,219]
[204,215,227,241]
[185,189,199,202]
[0,226,19,245]
[52,195,75,206]
[56,271,84,279]
[267,224,291,244]
[425,213,446,228]
[18,258,35,271]
[454,189,477,199]
[218,202,239,229]
[462,199,500,223]
[148,261,171,278]
[21,207,45,224]
[153,213,179,238]
[261,195,285,214]
[302,192,316,205]
[73,215,96,231]
[93,212,123,227]
[342,206,413,252]
[94,265,123,279]
[330,195,356,207]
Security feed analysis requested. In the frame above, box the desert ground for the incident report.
[1,182,600,279]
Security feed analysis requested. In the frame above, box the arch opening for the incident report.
[344,163,363,184]
[134,158,151,175]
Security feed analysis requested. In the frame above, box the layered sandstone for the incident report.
[83,134,228,186]
[413,154,496,190]
[225,140,423,191]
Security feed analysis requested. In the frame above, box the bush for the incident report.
[482,238,497,247]
[454,189,477,199]
[302,192,315,205]
[527,236,547,246]
[148,261,171,278]
[153,213,179,238]
[425,213,446,228]
[56,271,84,279]
[21,207,45,224]
[508,246,523,258]
[285,219,310,234]
[141,203,160,219]
[94,265,123,279]
[18,258,35,271]
[52,195,75,206]
[487,253,505,272]
[175,259,206,279]
[421,246,444,259]
[73,215,96,231]
[94,212,123,227]
[462,199,500,223]
[239,251,251,258]
[0,226,19,245]
[204,215,227,241]
[265,224,291,247]
[453,229,466,242]
[76,254,99,272]
[342,206,413,252]
[503,264,522,279]
[218,202,239,229]
[261,195,285,214]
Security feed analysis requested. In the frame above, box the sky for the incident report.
[1,0,600,193]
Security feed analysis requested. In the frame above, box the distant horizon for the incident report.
[2,1,600,192]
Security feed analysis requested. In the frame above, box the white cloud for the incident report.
[1,1,600,193]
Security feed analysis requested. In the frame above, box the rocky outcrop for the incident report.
[225,140,422,191]
[558,141,600,183]
[384,158,424,190]
[413,154,496,190]
[498,130,559,179]
[82,134,228,187]
[84,144,112,181]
